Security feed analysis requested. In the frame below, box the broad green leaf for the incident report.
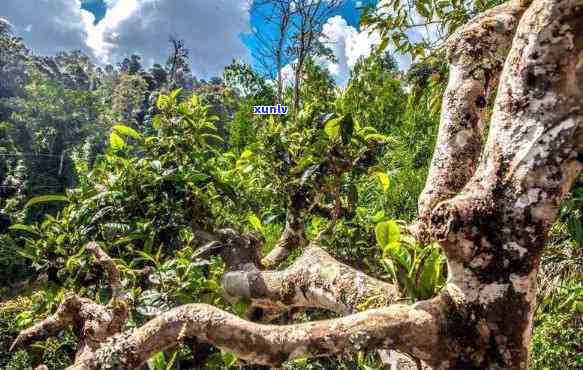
[25,195,69,208]
[150,160,162,172]
[113,124,141,140]
[152,114,163,130]
[370,210,385,223]
[201,133,224,143]
[248,213,264,234]
[324,117,341,139]
[240,149,253,160]
[375,172,391,192]
[222,352,237,369]
[365,133,388,142]
[375,220,401,248]
[418,247,443,299]
[378,37,389,52]
[109,131,125,150]
[170,88,183,100]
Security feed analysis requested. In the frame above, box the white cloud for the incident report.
[315,15,411,85]
[88,0,253,77]
[2,0,252,78]
[1,0,95,56]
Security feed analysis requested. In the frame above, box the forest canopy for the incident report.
[0,0,581,369]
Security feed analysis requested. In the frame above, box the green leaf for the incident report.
[222,352,237,369]
[150,160,162,172]
[370,210,385,223]
[375,172,391,192]
[170,88,183,100]
[324,117,341,139]
[375,220,401,248]
[201,133,224,143]
[113,124,141,140]
[240,149,253,160]
[378,37,389,52]
[364,133,388,142]
[25,195,69,208]
[418,247,443,299]
[152,114,163,130]
[248,213,264,234]
[109,131,125,150]
[9,224,40,235]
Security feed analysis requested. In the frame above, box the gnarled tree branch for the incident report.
[69,301,444,370]
[413,0,529,241]
[222,244,400,315]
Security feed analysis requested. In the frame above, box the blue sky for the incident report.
[2,0,390,82]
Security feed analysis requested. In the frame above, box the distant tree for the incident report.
[119,54,144,76]
[110,74,149,128]
[252,0,343,114]
[166,36,192,90]
[5,71,98,195]
[251,0,295,103]
[344,52,405,132]
[298,57,335,113]
[148,63,168,90]
[223,60,274,100]
[287,0,343,117]
[0,18,11,36]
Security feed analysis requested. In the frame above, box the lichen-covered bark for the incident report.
[427,0,583,367]
[415,0,529,236]
[222,244,399,315]
[70,301,444,370]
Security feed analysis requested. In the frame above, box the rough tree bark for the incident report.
[11,0,583,368]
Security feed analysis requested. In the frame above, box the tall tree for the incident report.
[166,36,192,90]
[288,0,342,117]
[252,0,342,113]
[252,0,296,103]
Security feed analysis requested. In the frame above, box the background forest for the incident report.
[0,0,581,368]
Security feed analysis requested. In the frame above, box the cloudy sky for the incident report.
[1,0,412,83]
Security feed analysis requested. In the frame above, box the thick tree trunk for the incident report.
[423,0,583,367]
[11,0,583,368]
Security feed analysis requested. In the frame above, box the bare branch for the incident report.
[71,301,443,369]
[86,242,123,301]
[10,294,82,352]
[223,244,399,315]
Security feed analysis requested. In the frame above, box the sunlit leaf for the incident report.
[375,172,391,192]
[109,131,125,150]
[248,213,264,234]
[25,195,69,208]
[375,220,401,248]
[113,124,141,140]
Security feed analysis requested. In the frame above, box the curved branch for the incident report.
[222,244,399,315]
[261,205,309,267]
[10,294,82,352]
[86,242,123,300]
[86,242,129,332]
[71,301,444,370]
